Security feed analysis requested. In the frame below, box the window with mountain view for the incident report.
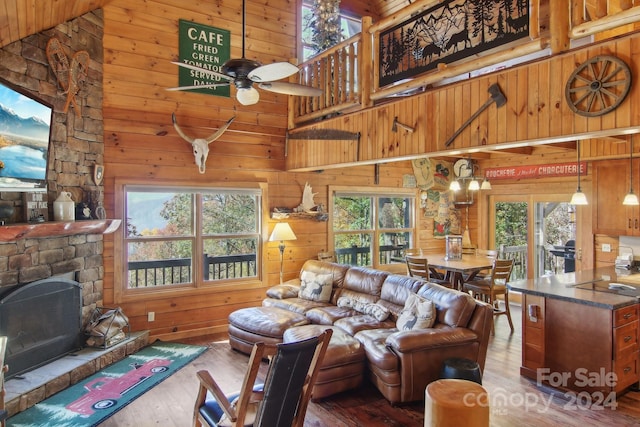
[123,185,262,291]
[331,189,415,267]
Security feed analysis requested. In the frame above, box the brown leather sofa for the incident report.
[228,260,493,404]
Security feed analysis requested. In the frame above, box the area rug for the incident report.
[7,341,207,427]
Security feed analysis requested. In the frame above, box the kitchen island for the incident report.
[508,268,639,402]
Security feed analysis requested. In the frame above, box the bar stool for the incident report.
[425,379,489,427]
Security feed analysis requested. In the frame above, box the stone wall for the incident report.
[0,11,105,322]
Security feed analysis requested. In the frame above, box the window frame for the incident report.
[298,0,362,62]
[329,185,417,268]
[113,179,269,303]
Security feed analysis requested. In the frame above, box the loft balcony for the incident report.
[285,1,640,172]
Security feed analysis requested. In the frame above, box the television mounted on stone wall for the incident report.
[0,78,53,192]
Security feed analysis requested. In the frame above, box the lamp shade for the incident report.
[449,180,461,191]
[480,179,492,190]
[570,190,588,205]
[468,178,480,191]
[623,192,639,206]
[269,222,297,242]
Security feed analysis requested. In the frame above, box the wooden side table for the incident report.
[425,379,489,427]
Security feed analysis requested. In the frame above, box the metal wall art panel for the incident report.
[379,0,530,88]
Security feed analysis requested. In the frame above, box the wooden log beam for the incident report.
[570,5,640,38]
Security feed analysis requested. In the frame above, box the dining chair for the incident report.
[193,329,332,427]
[468,249,498,281]
[405,255,451,287]
[462,258,514,335]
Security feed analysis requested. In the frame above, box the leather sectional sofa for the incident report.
[228,260,493,404]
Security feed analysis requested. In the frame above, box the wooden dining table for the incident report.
[416,254,495,290]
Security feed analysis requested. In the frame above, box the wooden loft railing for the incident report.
[289,0,640,128]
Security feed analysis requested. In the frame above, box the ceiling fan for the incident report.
[167,0,322,105]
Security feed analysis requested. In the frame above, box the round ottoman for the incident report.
[283,324,365,400]
[440,357,482,384]
[425,379,489,427]
[228,306,309,354]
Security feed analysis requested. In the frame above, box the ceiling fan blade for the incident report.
[166,82,231,91]
[258,82,322,96]
[248,62,300,82]
[171,61,234,82]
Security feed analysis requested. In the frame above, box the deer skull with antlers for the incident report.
[172,113,235,173]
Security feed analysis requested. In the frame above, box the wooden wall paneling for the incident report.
[468,78,481,146]
[424,91,435,153]
[516,67,529,142]
[615,36,632,129]
[504,69,519,144]
[527,63,539,141]
[537,58,550,139]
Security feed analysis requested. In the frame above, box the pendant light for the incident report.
[623,136,639,205]
[570,141,588,205]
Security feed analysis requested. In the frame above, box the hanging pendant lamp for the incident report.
[570,141,588,205]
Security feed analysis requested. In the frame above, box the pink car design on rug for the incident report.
[66,358,172,416]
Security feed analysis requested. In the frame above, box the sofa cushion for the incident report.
[334,314,395,336]
[263,297,329,314]
[417,282,476,327]
[305,305,358,325]
[337,296,390,321]
[396,293,435,331]
[266,283,300,299]
[299,270,333,302]
[298,259,350,288]
[378,274,426,321]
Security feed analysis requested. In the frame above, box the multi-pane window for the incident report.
[332,190,415,267]
[123,186,262,291]
[301,2,362,61]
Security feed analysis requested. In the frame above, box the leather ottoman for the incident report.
[228,306,309,354]
[283,324,365,400]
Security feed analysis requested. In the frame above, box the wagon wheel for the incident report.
[565,55,631,117]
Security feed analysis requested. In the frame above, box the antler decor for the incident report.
[46,37,89,117]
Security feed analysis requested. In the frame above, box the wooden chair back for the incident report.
[404,248,423,256]
[490,259,514,286]
[194,329,332,427]
[405,255,430,280]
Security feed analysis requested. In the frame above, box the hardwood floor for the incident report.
[99,304,640,426]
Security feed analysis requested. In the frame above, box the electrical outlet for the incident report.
[148,312,155,322]
[602,243,611,253]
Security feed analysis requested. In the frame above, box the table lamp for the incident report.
[269,222,297,284]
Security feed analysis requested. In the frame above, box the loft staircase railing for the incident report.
[290,0,640,127]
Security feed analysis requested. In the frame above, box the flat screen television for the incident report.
[0,78,53,192]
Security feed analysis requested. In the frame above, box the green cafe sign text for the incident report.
[178,19,230,97]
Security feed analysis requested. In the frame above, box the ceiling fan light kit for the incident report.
[168,0,321,106]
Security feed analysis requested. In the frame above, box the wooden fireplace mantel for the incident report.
[0,219,122,241]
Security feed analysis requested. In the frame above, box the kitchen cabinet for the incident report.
[593,159,640,236]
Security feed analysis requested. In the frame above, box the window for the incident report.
[330,187,415,267]
[117,183,265,299]
[301,2,362,61]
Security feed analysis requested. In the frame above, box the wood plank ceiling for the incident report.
[0,0,114,48]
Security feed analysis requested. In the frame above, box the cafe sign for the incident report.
[178,19,230,97]
[484,162,588,180]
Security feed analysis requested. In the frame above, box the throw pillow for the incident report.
[396,293,435,331]
[299,271,333,302]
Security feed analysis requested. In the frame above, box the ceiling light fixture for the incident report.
[570,141,588,205]
[623,136,639,206]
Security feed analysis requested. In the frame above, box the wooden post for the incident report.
[360,17,373,109]
[550,0,571,54]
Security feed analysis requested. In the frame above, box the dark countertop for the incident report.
[508,267,640,310]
